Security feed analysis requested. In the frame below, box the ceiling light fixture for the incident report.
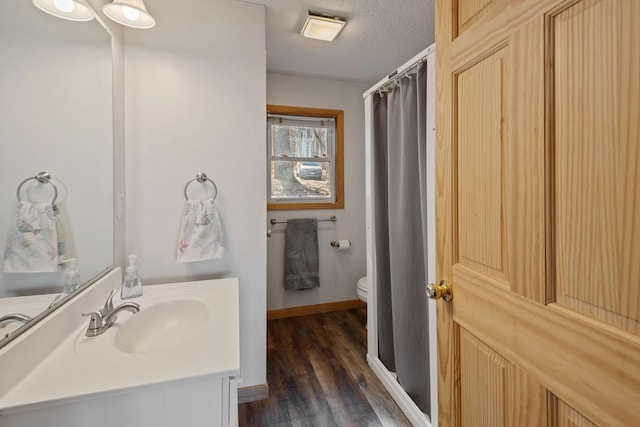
[301,12,346,42]
[103,0,155,29]
[32,0,95,22]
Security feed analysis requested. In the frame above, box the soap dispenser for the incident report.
[121,254,143,299]
[62,258,81,296]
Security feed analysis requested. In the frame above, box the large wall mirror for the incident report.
[0,0,114,344]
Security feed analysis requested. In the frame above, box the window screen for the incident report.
[267,114,336,204]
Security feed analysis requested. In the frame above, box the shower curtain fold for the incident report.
[372,62,431,414]
[373,94,395,372]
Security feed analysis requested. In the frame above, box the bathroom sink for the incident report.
[2,273,240,419]
[114,300,208,354]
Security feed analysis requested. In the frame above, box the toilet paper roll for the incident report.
[336,239,351,251]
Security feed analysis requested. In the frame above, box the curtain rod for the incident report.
[363,43,435,98]
[267,114,335,122]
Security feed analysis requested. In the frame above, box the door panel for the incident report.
[459,326,549,427]
[437,1,640,424]
[554,397,598,427]
[457,50,507,280]
[459,329,508,426]
[506,16,546,303]
[457,0,504,35]
[507,364,546,427]
[553,0,640,333]
[452,265,640,425]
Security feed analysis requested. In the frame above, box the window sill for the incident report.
[267,200,344,211]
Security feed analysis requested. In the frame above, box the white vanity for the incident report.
[0,269,240,427]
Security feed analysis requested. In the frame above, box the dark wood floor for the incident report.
[238,308,412,427]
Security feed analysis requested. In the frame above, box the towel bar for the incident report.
[267,216,337,237]
[270,215,336,225]
[184,172,218,201]
[16,172,58,206]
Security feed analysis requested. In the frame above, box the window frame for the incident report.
[267,104,344,211]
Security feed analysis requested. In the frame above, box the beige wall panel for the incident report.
[505,17,546,303]
[457,0,504,35]
[460,328,507,427]
[553,0,640,333]
[457,51,506,280]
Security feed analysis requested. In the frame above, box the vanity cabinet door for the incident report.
[0,376,226,427]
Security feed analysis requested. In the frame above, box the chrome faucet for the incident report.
[99,289,117,317]
[0,313,31,329]
[83,290,140,337]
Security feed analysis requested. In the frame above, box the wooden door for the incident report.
[435,0,640,426]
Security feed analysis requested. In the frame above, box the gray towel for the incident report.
[284,218,319,290]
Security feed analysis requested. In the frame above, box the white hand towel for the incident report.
[3,202,59,272]
[177,198,225,262]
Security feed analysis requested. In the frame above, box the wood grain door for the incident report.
[435,0,640,426]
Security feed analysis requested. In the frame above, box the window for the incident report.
[267,105,344,210]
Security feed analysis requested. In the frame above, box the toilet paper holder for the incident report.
[330,240,351,249]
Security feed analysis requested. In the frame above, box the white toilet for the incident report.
[356,276,368,303]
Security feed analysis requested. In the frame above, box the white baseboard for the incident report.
[367,355,432,427]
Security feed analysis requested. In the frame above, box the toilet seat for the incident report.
[356,276,368,303]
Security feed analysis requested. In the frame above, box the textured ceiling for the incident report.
[251,0,435,85]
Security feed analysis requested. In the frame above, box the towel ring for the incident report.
[16,172,58,206]
[184,172,218,201]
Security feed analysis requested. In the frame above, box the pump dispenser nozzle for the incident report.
[128,254,137,267]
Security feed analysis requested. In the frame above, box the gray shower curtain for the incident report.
[373,62,430,414]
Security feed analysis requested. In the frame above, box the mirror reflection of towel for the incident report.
[177,198,225,262]
[3,202,59,273]
[53,202,76,264]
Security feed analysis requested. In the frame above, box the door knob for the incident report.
[426,280,453,302]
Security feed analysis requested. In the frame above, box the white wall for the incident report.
[266,73,369,310]
[124,0,266,388]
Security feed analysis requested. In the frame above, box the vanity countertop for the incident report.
[0,272,240,415]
